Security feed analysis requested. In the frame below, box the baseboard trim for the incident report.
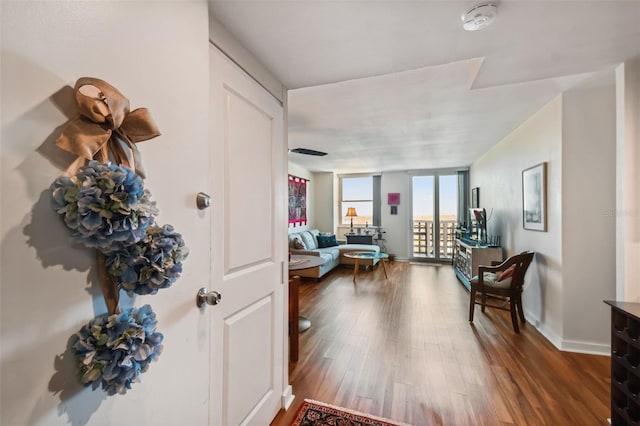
[524,309,611,356]
[527,316,563,350]
[560,339,610,356]
[281,385,294,410]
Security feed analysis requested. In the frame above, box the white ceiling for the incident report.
[209,1,640,173]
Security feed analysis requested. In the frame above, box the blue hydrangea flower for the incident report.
[70,305,163,395]
[106,225,189,296]
[50,161,158,253]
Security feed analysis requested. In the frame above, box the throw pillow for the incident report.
[300,232,317,250]
[293,237,306,250]
[497,265,516,282]
[316,234,339,248]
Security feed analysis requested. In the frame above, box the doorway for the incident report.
[410,174,458,262]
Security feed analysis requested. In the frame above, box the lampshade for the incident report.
[346,207,358,217]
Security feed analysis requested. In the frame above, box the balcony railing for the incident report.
[412,219,457,258]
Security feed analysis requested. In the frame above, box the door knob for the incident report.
[196,192,211,209]
[197,288,222,307]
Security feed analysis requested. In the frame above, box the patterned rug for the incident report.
[290,399,411,426]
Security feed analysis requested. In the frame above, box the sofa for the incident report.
[288,229,381,278]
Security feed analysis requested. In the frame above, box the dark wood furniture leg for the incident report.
[288,276,300,363]
[380,259,388,279]
[352,258,360,283]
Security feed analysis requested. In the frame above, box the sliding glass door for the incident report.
[438,175,458,258]
[411,173,458,261]
[411,176,435,258]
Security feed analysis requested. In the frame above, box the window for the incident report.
[340,176,373,226]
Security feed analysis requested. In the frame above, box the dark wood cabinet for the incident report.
[605,300,640,425]
[346,234,374,245]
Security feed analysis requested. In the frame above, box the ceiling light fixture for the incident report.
[289,148,328,156]
[461,2,497,31]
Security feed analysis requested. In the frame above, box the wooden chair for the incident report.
[469,251,534,333]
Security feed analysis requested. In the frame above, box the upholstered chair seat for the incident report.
[470,272,512,290]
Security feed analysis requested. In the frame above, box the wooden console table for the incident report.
[453,238,502,290]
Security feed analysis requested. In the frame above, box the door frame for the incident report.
[408,169,462,263]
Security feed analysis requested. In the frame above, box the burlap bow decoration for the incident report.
[56,77,160,178]
[55,77,161,315]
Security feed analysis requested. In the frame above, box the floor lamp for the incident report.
[346,207,358,234]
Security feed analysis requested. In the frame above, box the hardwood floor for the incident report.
[271,261,610,426]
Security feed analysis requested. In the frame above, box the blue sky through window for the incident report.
[342,177,373,223]
[342,177,372,200]
[413,175,458,218]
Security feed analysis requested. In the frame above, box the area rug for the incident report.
[290,399,411,426]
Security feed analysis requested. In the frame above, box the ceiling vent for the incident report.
[461,3,497,31]
[289,148,327,156]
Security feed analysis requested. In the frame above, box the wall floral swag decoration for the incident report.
[70,304,163,395]
[105,224,189,296]
[50,161,157,253]
[49,77,188,395]
[55,77,160,178]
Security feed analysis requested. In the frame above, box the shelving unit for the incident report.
[453,238,502,291]
[605,301,640,425]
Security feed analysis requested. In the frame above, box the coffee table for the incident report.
[342,251,390,283]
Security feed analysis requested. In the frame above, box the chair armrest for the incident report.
[486,254,524,272]
[479,254,523,275]
[478,264,503,273]
[476,264,505,287]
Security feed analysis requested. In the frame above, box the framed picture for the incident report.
[390,205,398,215]
[471,187,479,208]
[388,192,400,205]
[522,162,547,231]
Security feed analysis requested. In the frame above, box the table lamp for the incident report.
[346,207,358,234]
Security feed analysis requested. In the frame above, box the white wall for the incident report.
[471,96,564,345]
[562,84,616,351]
[616,56,640,302]
[471,83,617,354]
[381,171,410,259]
[208,14,284,103]
[288,162,314,232]
[313,172,335,233]
[1,2,213,424]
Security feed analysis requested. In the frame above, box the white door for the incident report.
[208,46,286,426]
